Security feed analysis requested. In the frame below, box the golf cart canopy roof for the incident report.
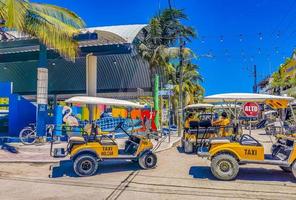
[65,96,145,108]
[213,104,241,109]
[263,110,277,115]
[184,103,214,110]
[204,93,294,103]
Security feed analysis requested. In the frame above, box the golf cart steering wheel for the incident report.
[115,122,124,130]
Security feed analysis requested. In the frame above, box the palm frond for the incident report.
[5,0,27,29]
[30,3,85,28]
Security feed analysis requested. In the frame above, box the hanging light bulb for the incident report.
[239,34,243,42]
[258,48,261,54]
[275,47,279,54]
[220,35,224,43]
[201,36,205,43]
[224,49,228,56]
[208,49,213,57]
[241,49,245,56]
[258,32,263,40]
[276,31,280,39]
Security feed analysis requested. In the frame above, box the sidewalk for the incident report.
[0,134,181,163]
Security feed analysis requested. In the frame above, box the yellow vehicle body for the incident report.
[184,132,216,143]
[209,142,264,161]
[200,136,296,181]
[70,142,119,158]
[69,136,153,159]
[208,139,296,165]
[288,145,296,164]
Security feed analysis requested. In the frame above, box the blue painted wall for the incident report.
[0,82,36,136]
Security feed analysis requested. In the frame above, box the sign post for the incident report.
[243,102,259,135]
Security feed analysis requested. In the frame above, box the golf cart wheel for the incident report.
[139,152,157,169]
[73,154,98,177]
[211,153,239,181]
[279,166,292,173]
[292,161,296,179]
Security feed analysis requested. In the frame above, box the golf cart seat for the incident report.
[209,137,231,144]
[188,127,218,135]
[67,136,87,151]
[69,136,86,145]
[189,120,218,135]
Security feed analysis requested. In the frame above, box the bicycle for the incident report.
[19,124,55,145]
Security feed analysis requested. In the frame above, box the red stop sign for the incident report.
[243,102,259,117]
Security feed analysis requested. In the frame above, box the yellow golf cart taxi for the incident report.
[182,103,214,153]
[51,96,157,177]
[196,93,296,181]
[182,103,240,153]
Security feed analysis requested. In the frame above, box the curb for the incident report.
[155,137,181,153]
[0,160,61,164]
[0,137,181,164]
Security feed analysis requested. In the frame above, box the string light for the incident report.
[239,34,243,42]
[201,36,205,43]
[258,32,263,40]
[241,49,245,56]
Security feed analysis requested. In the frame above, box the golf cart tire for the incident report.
[292,161,296,179]
[73,154,98,177]
[138,152,157,169]
[279,166,292,173]
[211,153,239,181]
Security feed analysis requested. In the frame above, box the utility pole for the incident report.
[168,0,172,9]
[178,38,185,137]
[253,64,257,93]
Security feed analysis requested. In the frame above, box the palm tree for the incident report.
[271,67,289,95]
[167,62,204,124]
[0,0,84,60]
[137,8,196,128]
[138,8,196,82]
[0,1,84,136]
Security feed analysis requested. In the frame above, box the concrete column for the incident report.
[86,54,97,121]
[36,44,48,137]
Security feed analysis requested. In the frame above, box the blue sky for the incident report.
[37,0,296,95]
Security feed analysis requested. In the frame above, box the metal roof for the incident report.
[0,54,151,95]
[0,24,151,96]
[0,24,147,55]
[86,24,147,43]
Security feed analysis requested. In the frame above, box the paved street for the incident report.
[0,131,295,200]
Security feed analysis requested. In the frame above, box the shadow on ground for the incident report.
[50,159,141,178]
[177,146,196,154]
[189,166,296,183]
